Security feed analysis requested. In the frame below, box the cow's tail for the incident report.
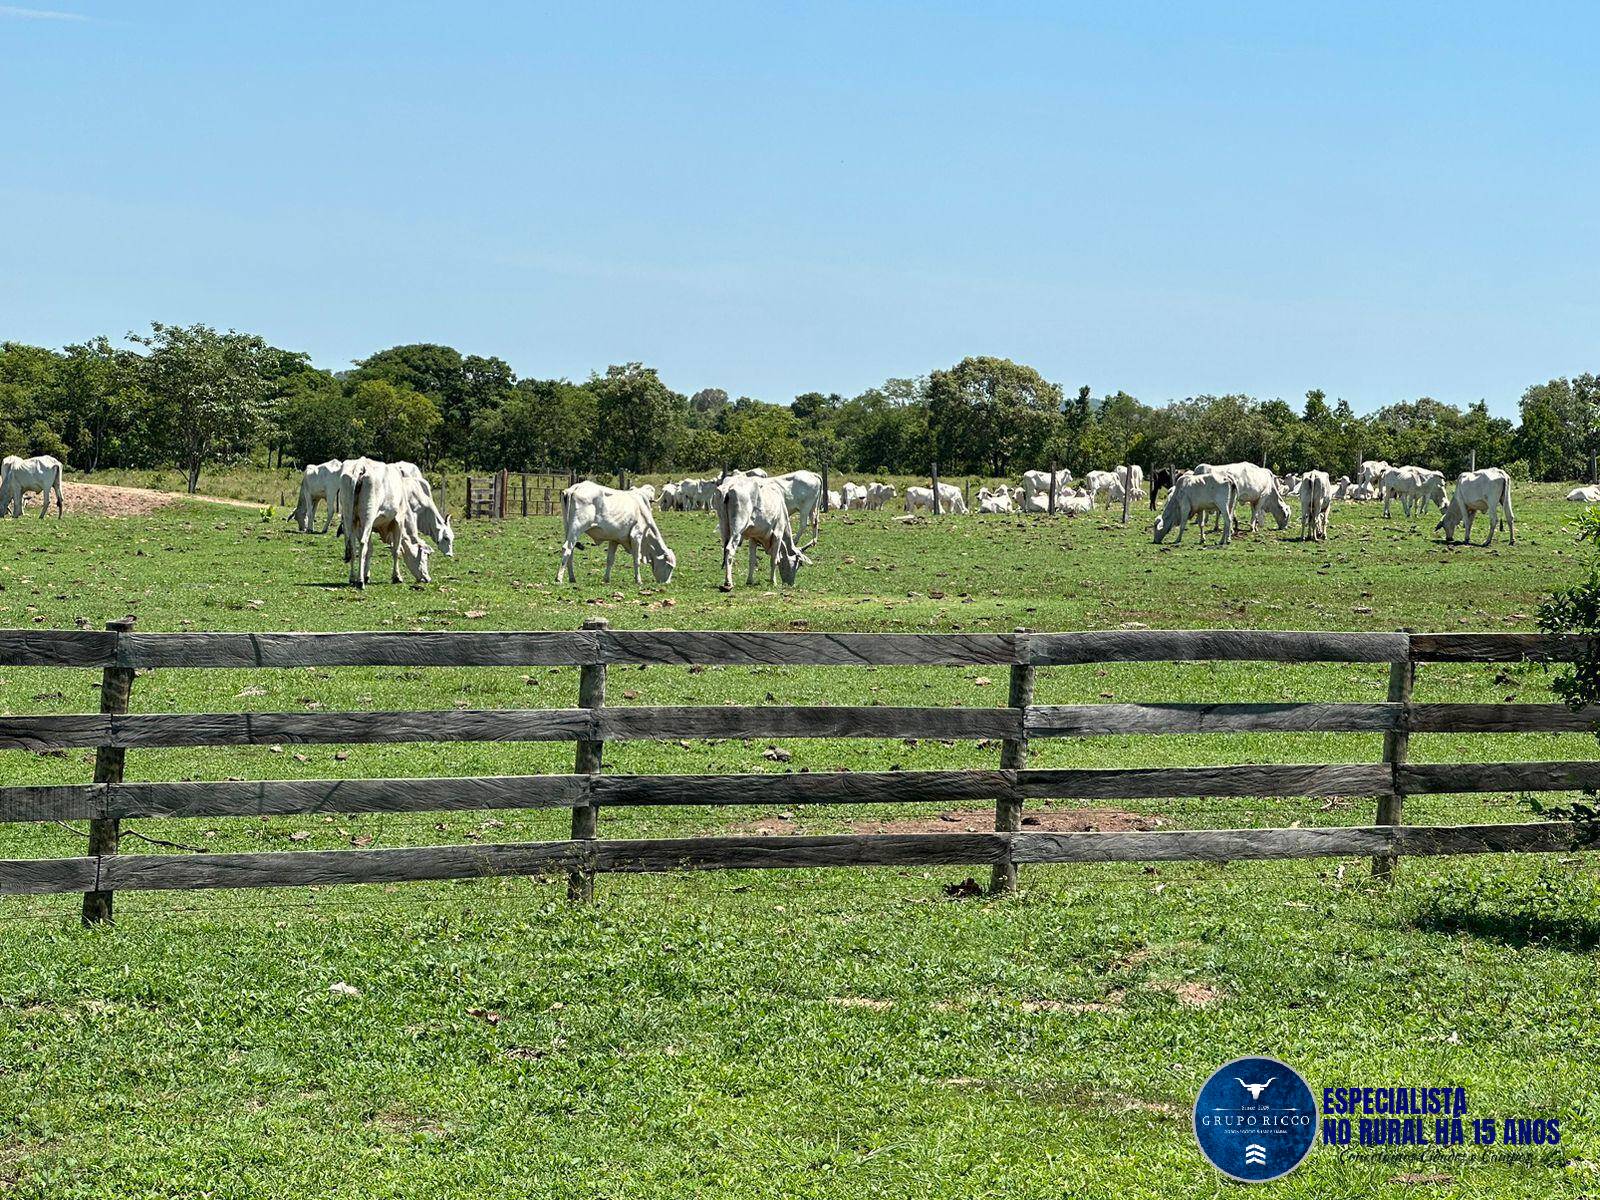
[1501,475,1515,539]
[347,470,373,566]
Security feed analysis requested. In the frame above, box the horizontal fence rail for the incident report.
[1,625,1598,913]
[5,628,1596,671]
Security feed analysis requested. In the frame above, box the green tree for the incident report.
[585,363,686,473]
[719,401,805,471]
[131,323,298,492]
[470,378,596,470]
[926,356,1062,474]
[1518,377,1600,481]
[347,379,442,463]
[58,337,144,472]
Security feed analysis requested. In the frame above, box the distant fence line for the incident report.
[1,622,1597,923]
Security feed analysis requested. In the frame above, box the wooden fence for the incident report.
[2,622,1599,923]
[463,470,567,519]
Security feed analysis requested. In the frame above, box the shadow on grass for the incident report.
[1410,906,1600,951]
[1409,874,1600,951]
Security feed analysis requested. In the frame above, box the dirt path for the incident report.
[12,481,271,518]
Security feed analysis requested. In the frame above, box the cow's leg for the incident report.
[603,542,616,583]
[53,478,63,518]
[632,533,645,585]
[722,539,738,590]
[557,540,576,584]
[1220,507,1232,545]
[391,532,404,584]
[746,541,758,585]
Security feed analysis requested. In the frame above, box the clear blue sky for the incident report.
[3,2,1596,416]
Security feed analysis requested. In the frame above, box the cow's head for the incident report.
[1434,495,1465,544]
[1153,494,1179,543]
[774,535,811,585]
[437,515,455,558]
[1260,486,1291,530]
[1422,476,1447,512]
[404,539,433,583]
[650,543,677,584]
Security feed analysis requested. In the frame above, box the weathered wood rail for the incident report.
[2,623,1597,921]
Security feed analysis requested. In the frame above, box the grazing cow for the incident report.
[865,482,896,510]
[631,483,658,507]
[904,482,968,514]
[1380,465,1446,518]
[1437,469,1515,546]
[1020,469,1073,506]
[1298,470,1332,541]
[345,461,434,587]
[406,476,455,558]
[1193,462,1290,531]
[716,474,809,589]
[558,480,677,585]
[659,482,681,510]
[1567,486,1600,503]
[1358,460,1392,488]
[291,460,344,533]
[0,454,64,519]
[1153,473,1236,545]
[841,481,868,509]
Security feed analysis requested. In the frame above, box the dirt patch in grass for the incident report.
[10,481,267,518]
[1149,980,1222,1007]
[737,807,1163,836]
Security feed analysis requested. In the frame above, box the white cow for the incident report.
[345,461,434,587]
[768,469,824,546]
[841,481,869,509]
[1153,473,1236,545]
[630,483,658,508]
[1330,475,1354,501]
[558,480,676,585]
[826,489,842,510]
[1083,470,1120,504]
[865,482,896,510]
[1193,462,1290,531]
[1298,470,1332,542]
[904,482,968,514]
[291,460,344,533]
[977,488,1014,514]
[659,482,681,510]
[1437,469,1515,546]
[1020,469,1074,506]
[1567,486,1600,503]
[1358,460,1392,488]
[0,454,64,519]
[338,459,452,564]
[1381,466,1446,518]
[716,474,809,589]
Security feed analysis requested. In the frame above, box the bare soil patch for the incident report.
[17,481,266,518]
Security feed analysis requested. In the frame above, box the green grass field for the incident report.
[1,486,1598,1198]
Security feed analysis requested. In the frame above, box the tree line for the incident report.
[1,324,1596,492]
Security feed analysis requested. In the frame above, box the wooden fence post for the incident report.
[1468,448,1476,473]
[463,476,472,519]
[497,468,509,519]
[990,629,1036,895]
[569,617,608,903]
[82,616,136,925]
[821,461,830,512]
[1372,649,1415,880]
[930,462,941,515]
[521,472,529,517]
[1048,459,1058,515]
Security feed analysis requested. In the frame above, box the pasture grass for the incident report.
[0,487,1597,1197]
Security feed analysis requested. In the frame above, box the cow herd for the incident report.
[290,458,455,587]
[1151,459,1517,548]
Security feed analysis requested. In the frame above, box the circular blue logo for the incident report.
[1193,1056,1317,1182]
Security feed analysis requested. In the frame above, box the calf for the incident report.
[1297,470,1332,541]
[0,454,64,518]
[904,482,967,514]
[1568,486,1600,503]
[1153,473,1236,545]
[716,475,809,589]
[1437,468,1515,546]
[558,480,676,585]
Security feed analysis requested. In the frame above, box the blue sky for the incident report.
[2,2,1595,415]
